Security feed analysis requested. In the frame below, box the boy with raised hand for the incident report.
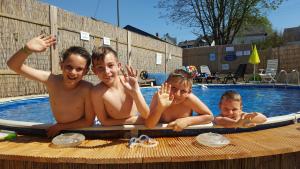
[145,69,213,131]
[214,90,267,128]
[7,35,95,137]
[91,46,149,126]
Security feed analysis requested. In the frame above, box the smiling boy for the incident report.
[7,35,95,137]
[90,46,149,126]
[145,69,213,131]
[214,90,267,128]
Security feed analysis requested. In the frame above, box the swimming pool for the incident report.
[1,84,299,124]
[0,84,299,138]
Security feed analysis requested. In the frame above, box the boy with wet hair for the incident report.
[145,69,213,131]
[7,35,95,137]
[214,90,267,128]
[91,46,149,126]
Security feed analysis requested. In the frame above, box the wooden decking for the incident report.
[0,123,300,169]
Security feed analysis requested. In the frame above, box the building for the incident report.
[233,32,267,44]
[161,33,177,45]
[283,26,300,45]
[178,38,208,48]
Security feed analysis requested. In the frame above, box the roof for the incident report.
[123,25,162,41]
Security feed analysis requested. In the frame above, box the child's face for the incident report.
[169,81,191,104]
[219,99,242,119]
[60,54,88,86]
[92,53,121,85]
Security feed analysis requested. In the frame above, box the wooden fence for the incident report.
[0,0,182,97]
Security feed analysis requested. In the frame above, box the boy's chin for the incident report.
[172,99,184,105]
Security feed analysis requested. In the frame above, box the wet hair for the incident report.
[166,69,193,89]
[219,90,242,105]
[61,46,91,68]
[91,46,118,65]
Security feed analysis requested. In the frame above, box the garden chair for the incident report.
[222,64,247,84]
[259,59,278,83]
[198,65,220,83]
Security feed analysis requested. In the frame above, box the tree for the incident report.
[157,0,283,45]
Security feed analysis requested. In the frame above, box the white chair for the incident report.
[259,59,278,83]
[199,65,220,83]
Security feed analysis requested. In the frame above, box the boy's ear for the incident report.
[117,62,122,68]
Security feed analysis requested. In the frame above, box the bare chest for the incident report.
[48,88,86,123]
[161,104,192,122]
[103,90,136,119]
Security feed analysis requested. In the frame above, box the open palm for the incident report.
[26,35,56,52]
[120,65,139,95]
[157,83,173,108]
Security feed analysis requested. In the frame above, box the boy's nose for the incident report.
[174,90,181,96]
[104,67,110,74]
[70,68,76,74]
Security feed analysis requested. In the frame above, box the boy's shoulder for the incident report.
[91,82,109,93]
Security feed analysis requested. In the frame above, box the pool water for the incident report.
[0,85,300,124]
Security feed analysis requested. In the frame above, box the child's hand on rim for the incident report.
[167,118,188,132]
[237,113,258,128]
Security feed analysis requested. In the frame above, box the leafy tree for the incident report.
[157,0,283,45]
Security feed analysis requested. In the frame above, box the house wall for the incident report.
[183,44,252,74]
[183,44,300,76]
[0,0,182,98]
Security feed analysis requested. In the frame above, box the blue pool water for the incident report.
[0,85,300,124]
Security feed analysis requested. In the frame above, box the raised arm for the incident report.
[7,35,56,83]
[145,83,173,128]
[120,65,149,119]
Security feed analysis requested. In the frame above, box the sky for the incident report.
[39,0,300,43]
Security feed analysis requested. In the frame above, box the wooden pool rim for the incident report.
[0,113,299,138]
[0,123,299,169]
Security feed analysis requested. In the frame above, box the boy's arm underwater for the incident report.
[167,93,213,131]
[7,35,56,84]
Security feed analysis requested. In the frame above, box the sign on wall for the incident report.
[243,50,251,56]
[103,37,111,45]
[80,31,90,41]
[156,53,162,65]
[209,53,216,61]
[225,46,234,52]
[221,64,229,70]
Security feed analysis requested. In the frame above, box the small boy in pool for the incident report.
[145,69,213,131]
[214,90,267,128]
[7,35,95,137]
[90,46,149,126]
